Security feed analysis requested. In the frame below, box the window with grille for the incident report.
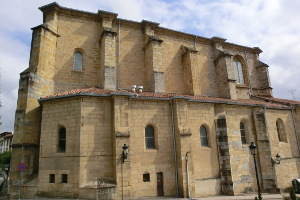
[49,174,55,183]
[145,125,155,149]
[62,174,68,183]
[73,52,82,71]
[240,122,247,144]
[200,126,209,147]
[58,127,66,153]
[234,59,244,84]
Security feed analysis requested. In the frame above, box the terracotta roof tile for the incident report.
[252,95,300,106]
[40,87,290,109]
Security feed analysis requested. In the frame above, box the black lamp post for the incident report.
[122,144,129,163]
[249,142,262,200]
[121,144,129,200]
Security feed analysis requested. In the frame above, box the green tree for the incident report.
[0,151,11,168]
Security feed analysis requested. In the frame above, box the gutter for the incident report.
[39,92,292,110]
[291,107,300,155]
[244,48,252,97]
[263,106,279,187]
[117,20,121,89]
[170,100,179,197]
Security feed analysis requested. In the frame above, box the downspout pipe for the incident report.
[117,19,121,89]
[170,100,179,197]
[263,106,279,187]
[186,151,191,199]
[291,107,300,155]
[244,48,252,98]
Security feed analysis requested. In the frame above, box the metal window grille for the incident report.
[62,174,68,183]
[200,126,208,147]
[49,174,55,183]
[73,52,82,71]
[145,125,155,149]
[58,127,66,152]
[240,122,247,144]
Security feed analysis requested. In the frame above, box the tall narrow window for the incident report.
[145,125,155,149]
[58,127,66,153]
[240,122,247,144]
[73,52,82,71]
[234,59,244,84]
[200,126,209,147]
[276,119,287,142]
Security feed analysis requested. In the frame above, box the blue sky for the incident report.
[1,0,300,132]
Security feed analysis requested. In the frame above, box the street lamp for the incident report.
[121,144,129,200]
[249,142,262,200]
[122,144,129,163]
[271,154,281,166]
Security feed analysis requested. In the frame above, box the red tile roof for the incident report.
[252,95,300,106]
[40,87,291,109]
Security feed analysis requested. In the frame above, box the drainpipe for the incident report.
[264,106,279,188]
[291,107,300,155]
[244,48,252,98]
[186,151,191,199]
[170,100,179,197]
[117,19,121,89]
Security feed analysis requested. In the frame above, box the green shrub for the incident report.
[0,151,11,168]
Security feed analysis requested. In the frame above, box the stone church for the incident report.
[9,2,300,199]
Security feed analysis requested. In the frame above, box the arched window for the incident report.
[200,125,209,147]
[233,58,244,84]
[73,52,82,71]
[276,119,287,142]
[145,125,155,149]
[240,122,247,144]
[58,127,66,152]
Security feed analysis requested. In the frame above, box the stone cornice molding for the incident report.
[31,24,60,37]
[141,20,160,32]
[143,34,163,50]
[98,10,118,21]
[256,61,269,68]
[211,36,227,44]
[181,45,198,55]
[214,49,233,64]
[99,27,118,42]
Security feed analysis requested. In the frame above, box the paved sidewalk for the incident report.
[133,193,299,200]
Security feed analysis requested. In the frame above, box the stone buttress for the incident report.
[9,4,59,197]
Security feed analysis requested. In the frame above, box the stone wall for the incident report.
[37,97,114,198]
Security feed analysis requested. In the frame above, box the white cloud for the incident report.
[1,0,300,132]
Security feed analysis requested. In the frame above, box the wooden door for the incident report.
[157,172,164,196]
